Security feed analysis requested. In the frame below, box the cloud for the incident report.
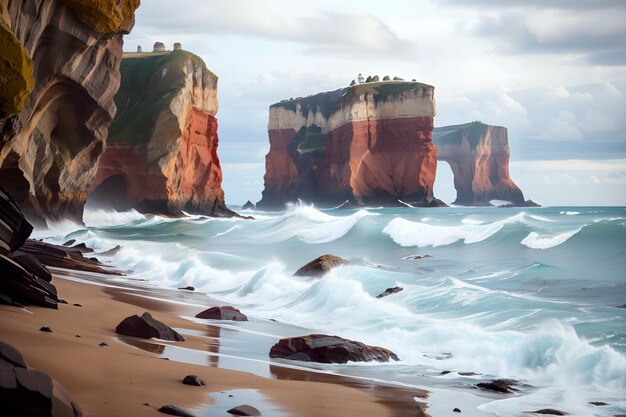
[446,2,626,67]
[131,0,415,58]
[508,159,626,205]
[438,81,626,151]
[441,0,626,11]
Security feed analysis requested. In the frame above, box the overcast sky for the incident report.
[123,0,626,206]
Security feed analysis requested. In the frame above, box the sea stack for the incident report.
[434,122,533,206]
[88,48,234,217]
[258,79,443,209]
[0,0,140,226]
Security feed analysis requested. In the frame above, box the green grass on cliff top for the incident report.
[108,50,215,145]
[433,121,498,150]
[271,80,434,120]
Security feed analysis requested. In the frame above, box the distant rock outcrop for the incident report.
[0,0,139,226]
[258,81,444,209]
[88,49,234,217]
[434,122,534,206]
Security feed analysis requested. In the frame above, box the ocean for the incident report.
[36,205,626,416]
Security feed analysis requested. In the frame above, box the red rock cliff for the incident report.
[434,122,531,206]
[0,0,139,226]
[259,81,443,209]
[88,50,233,217]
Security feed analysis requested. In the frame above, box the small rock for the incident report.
[182,375,205,386]
[98,342,108,348]
[403,255,432,260]
[143,403,151,406]
[529,409,568,416]
[76,335,81,338]
[376,286,403,298]
[459,372,479,376]
[39,326,52,333]
[178,286,195,291]
[63,239,76,246]
[73,303,82,307]
[294,254,349,277]
[196,306,248,321]
[589,402,608,406]
[58,299,68,304]
[453,408,461,413]
[440,370,452,375]
[476,379,517,393]
[227,404,261,416]
[158,405,198,417]
[228,394,234,398]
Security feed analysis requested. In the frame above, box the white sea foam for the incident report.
[383,212,526,247]
[83,208,146,227]
[521,228,582,249]
[560,211,581,215]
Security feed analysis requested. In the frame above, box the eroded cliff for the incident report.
[88,49,233,217]
[434,122,532,206]
[259,81,443,209]
[0,0,140,226]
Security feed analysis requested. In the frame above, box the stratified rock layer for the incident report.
[434,122,529,206]
[88,50,233,217]
[258,81,443,209]
[0,0,139,226]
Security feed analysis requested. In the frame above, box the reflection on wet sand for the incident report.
[270,365,428,417]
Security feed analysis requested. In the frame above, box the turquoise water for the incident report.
[41,205,626,416]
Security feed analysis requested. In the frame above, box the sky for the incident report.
[123,0,626,206]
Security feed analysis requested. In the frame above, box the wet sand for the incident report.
[0,269,428,417]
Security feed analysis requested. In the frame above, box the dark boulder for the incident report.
[10,251,52,282]
[588,402,607,406]
[178,286,195,291]
[453,408,461,413]
[181,375,205,386]
[528,409,568,416]
[0,342,82,417]
[270,334,399,364]
[294,254,349,277]
[63,239,76,246]
[39,327,52,333]
[0,341,27,368]
[242,201,255,210]
[115,312,185,341]
[476,379,518,393]
[227,404,261,416]
[0,186,33,253]
[158,405,199,417]
[376,286,403,298]
[195,306,248,321]
[0,253,58,309]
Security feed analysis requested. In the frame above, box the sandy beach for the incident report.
[0,268,428,417]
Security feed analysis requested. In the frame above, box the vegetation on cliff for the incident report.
[109,50,216,145]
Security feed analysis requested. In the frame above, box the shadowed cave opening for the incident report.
[88,175,133,211]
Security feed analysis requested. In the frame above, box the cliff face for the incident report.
[88,50,233,217]
[259,81,443,209]
[0,0,140,226]
[434,122,527,206]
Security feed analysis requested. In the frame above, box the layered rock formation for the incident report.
[434,122,532,206]
[0,0,140,226]
[258,81,443,209]
[88,49,234,217]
